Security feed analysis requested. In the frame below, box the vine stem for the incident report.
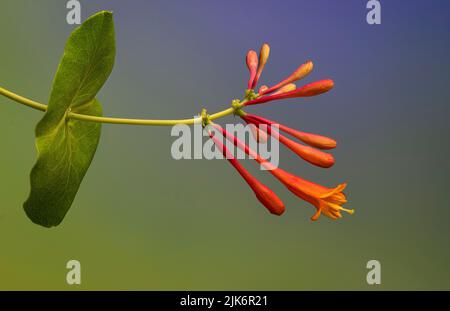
[0,86,237,126]
[0,86,47,112]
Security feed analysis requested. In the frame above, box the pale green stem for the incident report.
[0,86,239,126]
[0,86,47,112]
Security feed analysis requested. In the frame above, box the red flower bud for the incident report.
[278,135,335,168]
[212,124,352,221]
[243,114,337,150]
[260,61,313,95]
[278,125,337,150]
[241,114,335,168]
[209,130,285,215]
[245,79,334,106]
[285,79,334,98]
[252,43,270,89]
[246,50,258,90]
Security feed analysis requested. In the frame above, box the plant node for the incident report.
[200,108,210,127]
[231,99,245,116]
[244,89,258,101]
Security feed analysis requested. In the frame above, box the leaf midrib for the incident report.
[65,17,105,112]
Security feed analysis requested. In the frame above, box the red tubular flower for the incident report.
[278,125,337,150]
[246,50,258,90]
[269,168,353,221]
[241,114,335,168]
[245,79,334,106]
[242,113,337,150]
[285,79,335,98]
[260,60,314,95]
[252,43,270,89]
[277,134,335,168]
[202,44,350,221]
[212,124,353,221]
[208,130,285,216]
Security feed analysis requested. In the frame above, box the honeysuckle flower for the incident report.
[246,50,258,90]
[260,60,314,95]
[208,129,285,216]
[277,132,335,168]
[245,79,334,106]
[211,123,353,221]
[252,43,270,89]
[241,44,333,106]
[241,113,337,150]
[204,43,350,221]
[269,168,353,221]
[241,113,335,168]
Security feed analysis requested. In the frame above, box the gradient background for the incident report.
[1,0,450,290]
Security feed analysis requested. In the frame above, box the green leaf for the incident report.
[24,11,116,227]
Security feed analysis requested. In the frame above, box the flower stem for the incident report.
[0,86,47,112]
[0,86,236,126]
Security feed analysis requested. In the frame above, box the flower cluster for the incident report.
[206,43,353,221]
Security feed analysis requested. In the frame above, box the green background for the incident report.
[1,0,449,290]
